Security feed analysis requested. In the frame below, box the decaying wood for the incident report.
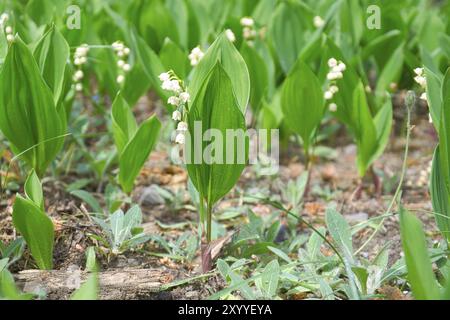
[14,268,179,300]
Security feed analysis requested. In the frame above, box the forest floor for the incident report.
[0,94,440,300]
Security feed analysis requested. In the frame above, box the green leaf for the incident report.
[0,37,66,177]
[128,29,171,107]
[351,82,378,177]
[269,1,304,74]
[70,273,98,300]
[375,44,404,107]
[325,208,353,262]
[399,206,440,300]
[430,147,450,242]
[186,63,248,206]
[118,115,161,194]
[439,69,450,193]
[111,94,138,154]
[425,68,443,131]
[371,98,393,164]
[281,60,324,153]
[33,25,70,104]
[12,195,54,270]
[240,41,269,113]
[159,38,189,79]
[24,170,44,210]
[189,33,250,113]
[26,0,54,26]
[257,259,280,298]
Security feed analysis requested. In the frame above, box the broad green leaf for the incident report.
[26,0,54,26]
[138,0,179,52]
[70,273,98,300]
[269,1,304,74]
[12,195,54,270]
[189,33,250,113]
[33,25,70,104]
[128,29,171,108]
[425,68,443,131]
[430,147,450,242]
[351,83,378,177]
[119,115,161,194]
[24,170,44,210]
[111,94,138,154]
[0,268,33,300]
[375,44,404,107]
[257,259,280,298]
[399,206,440,300]
[281,60,324,153]
[439,69,450,193]
[159,38,189,79]
[0,37,66,177]
[325,208,353,262]
[240,41,269,114]
[186,63,248,206]
[371,97,393,164]
[122,63,152,107]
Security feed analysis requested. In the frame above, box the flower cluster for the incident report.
[159,72,190,145]
[325,58,346,112]
[73,44,89,92]
[413,67,428,101]
[1,13,14,43]
[240,16,257,45]
[313,16,325,28]
[112,41,131,85]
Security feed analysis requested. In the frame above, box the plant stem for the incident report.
[206,202,212,243]
[355,96,412,255]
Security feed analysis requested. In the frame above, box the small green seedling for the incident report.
[111,93,161,194]
[12,170,54,270]
[90,205,151,255]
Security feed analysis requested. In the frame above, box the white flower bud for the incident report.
[329,85,339,94]
[420,92,427,101]
[123,47,130,55]
[328,58,338,68]
[0,13,9,22]
[324,91,333,100]
[168,96,180,106]
[117,60,125,68]
[122,64,131,72]
[112,41,124,51]
[189,46,204,66]
[329,103,337,112]
[414,67,424,76]
[313,16,324,28]
[172,110,182,121]
[75,83,83,92]
[179,92,190,104]
[414,76,427,88]
[225,29,236,42]
[177,121,188,131]
[175,133,185,145]
[116,75,125,84]
[5,26,12,34]
[159,72,170,82]
[240,17,254,27]
[6,34,14,43]
[74,70,84,81]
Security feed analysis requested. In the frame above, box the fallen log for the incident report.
[14,268,179,300]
